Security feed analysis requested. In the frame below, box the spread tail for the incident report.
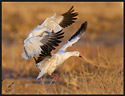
[36,71,44,80]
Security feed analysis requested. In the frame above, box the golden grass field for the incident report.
[2,2,123,94]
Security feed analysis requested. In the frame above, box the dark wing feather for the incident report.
[59,6,78,28]
[36,30,64,63]
[69,21,87,41]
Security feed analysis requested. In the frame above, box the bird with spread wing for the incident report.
[22,6,78,59]
[35,21,87,82]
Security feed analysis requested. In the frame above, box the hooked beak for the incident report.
[79,54,83,58]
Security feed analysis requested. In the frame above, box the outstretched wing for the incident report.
[22,30,64,59]
[58,21,87,53]
[59,6,78,28]
[41,6,78,32]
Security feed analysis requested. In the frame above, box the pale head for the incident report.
[73,51,83,58]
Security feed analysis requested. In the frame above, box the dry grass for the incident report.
[2,2,123,94]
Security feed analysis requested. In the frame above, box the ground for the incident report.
[2,2,123,94]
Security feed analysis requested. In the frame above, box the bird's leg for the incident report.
[50,73,60,82]
[52,73,60,82]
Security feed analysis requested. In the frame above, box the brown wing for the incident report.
[59,6,78,28]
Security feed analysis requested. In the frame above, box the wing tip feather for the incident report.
[69,21,87,41]
[81,21,87,32]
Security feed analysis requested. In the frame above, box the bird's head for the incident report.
[73,51,83,58]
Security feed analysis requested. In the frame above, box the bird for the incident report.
[22,29,65,60]
[22,6,78,59]
[35,21,87,82]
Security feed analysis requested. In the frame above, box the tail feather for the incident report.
[36,71,44,80]
[36,67,46,80]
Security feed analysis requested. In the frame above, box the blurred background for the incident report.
[2,2,123,94]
